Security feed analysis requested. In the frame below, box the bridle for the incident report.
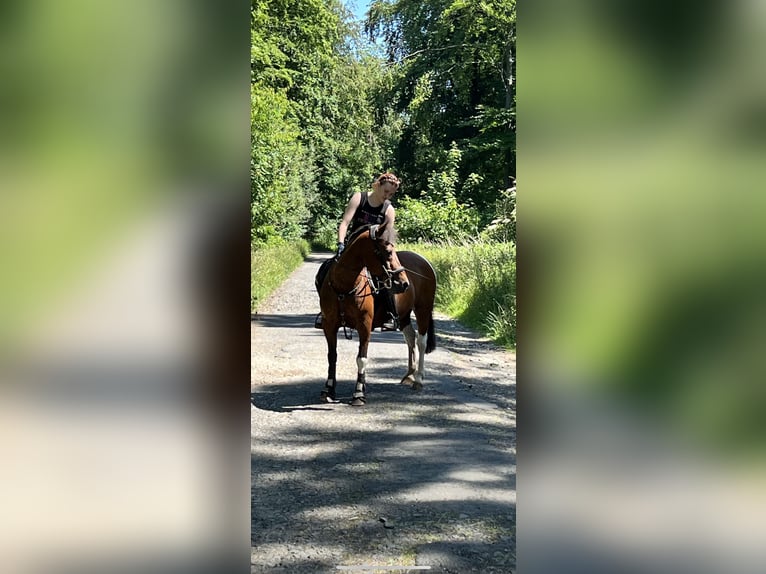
[369,225,407,293]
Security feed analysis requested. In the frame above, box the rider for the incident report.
[315,172,401,331]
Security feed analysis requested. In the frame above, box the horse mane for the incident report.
[381,225,398,245]
[346,225,370,245]
[348,224,397,246]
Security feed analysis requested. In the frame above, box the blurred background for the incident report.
[520,0,766,572]
[0,1,250,573]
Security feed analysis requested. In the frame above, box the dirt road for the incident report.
[251,252,516,573]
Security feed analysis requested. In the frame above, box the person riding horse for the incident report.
[315,173,401,331]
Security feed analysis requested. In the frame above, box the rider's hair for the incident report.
[373,172,400,189]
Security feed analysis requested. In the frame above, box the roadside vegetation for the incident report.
[400,240,516,349]
[251,239,310,310]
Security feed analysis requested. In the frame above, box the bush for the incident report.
[481,185,516,243]
[396,142,480,243]
[308,215,338,252]
[396,195,480,243]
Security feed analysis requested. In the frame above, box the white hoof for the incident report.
[400,374,416,387]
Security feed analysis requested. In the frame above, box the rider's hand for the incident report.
[336,242,345,257]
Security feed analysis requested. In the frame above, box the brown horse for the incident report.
[317,224,437,405]
[318,223,408,406]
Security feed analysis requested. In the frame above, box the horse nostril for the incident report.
[402,282,410,291]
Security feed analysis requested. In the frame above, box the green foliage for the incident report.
[400,240,516,348]
[251,0,392,246]
[302,56,384,234]
[250,85,315,246]
[396,195,479,243]
[426,141,462,202]
[367,0,516,213]
[310,214,339,251]
[396,142,480,242]
[251,239,310,310]
[481,185,516,242]
[251,0,516,249]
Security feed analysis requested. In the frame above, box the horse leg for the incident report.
[320,329,338,402]
[351,330,371,407]
[412,313,430,391]
[400,323,417,387]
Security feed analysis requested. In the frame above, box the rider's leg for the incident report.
[381,288,398,331]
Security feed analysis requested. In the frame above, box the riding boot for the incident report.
[381,289,398,331]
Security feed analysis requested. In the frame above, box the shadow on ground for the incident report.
[251,313,318,330]
[252,371,515,573]
[252,313,516,411]
[252,292,515,573]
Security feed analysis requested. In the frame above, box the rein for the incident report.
[398,265,435,281]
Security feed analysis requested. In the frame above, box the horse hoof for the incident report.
[400,376,415,387]
[350,397,366,407]
[411,381,423,392]
[320,391,336,403]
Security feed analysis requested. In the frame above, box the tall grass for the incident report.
[251,239,309,310]
[399,240,516,349]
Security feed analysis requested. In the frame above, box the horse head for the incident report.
[370,223,409,293]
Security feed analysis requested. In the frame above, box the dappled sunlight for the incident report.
[251,441,349,462]
[396,483,516,506]
[447,468,511,483]
[296,504,374,522]
[252,372,516,567]
[448,409,515,426]
[250,543,346,569]
[390,425,446,436]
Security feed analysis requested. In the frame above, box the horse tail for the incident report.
[425,311,436,354]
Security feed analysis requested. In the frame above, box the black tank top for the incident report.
[349,192,390,235]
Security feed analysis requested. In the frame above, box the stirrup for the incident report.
[381,315,398,331]
[314,313,323,329]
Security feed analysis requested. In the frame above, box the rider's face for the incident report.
[380,184,398,199]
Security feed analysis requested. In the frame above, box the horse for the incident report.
[317,223,437,406]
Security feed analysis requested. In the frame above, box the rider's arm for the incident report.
[384,205,396,230]
[337,192,362,244]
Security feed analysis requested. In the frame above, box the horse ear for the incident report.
[370,224,379,240]
[377,221,388,237]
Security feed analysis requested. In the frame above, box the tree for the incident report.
[367,0,516,220]
[251,0,389,246]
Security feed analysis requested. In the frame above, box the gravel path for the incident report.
[251,252,516,573]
